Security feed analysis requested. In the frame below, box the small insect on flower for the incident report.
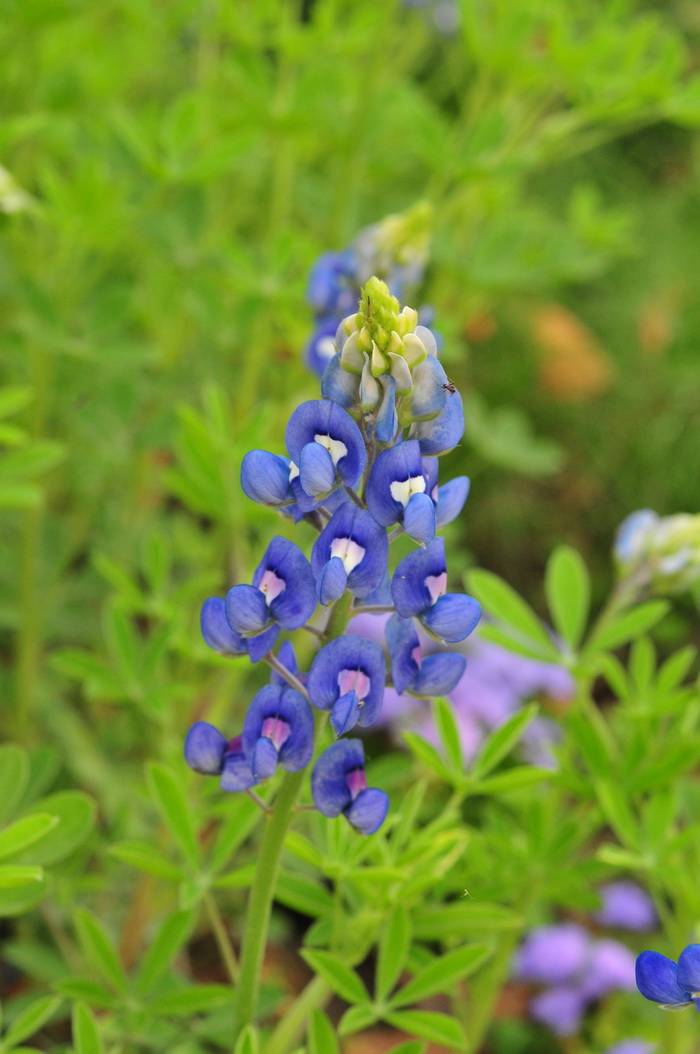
[441,379,457,395]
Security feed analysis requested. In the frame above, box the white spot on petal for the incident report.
[425,572,447,604]
[289,461,300,482]
[317,336,336,361]
[330,536,365,573]
[259,569,286,605]
[390,475,426,508]
[337,667,371,702]
[314,433,348,466]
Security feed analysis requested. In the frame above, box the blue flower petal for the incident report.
[299,441,336,497]
[421,456,439,496]
[358,569,392,607]
[246,624,281,663]
[311,739,364,817]
[306,316,340,377]
[312,505,388,600]
[184,722,227,774]
[421,593,482,643]
[345,787,390,835]
[366,441,425,528]
[242,685,314,775]
[285,400,366,489]
[678,945,700,994]
[252,737,279,780]
[403,491,436,545]
[385,614,420,695]
[220,750,257,791]
[317,557,348,606]
[636,951,690,1005]
[269,641,300,685]
[411,652,467,696]
[254,537,317,631]
[331,691,361,737]
[201,597,247,656]
[391,538,447,618]
[376,375,398,444]
[410,390,465,456]
[240,450,293,506]
[225,584,272,635]
[410,355,448,421]
[321,352,359,408]
[435,476,470,528]
[307,636,386,726]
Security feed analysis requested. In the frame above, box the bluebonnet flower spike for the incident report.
[225,537,316,662]
[635,950,694,1010]
[242,685,314,780]
[311,739,389,834]
[312,504,389,605]
[386,614,465,697]
[391,538,481,643]
[307,636,386,736]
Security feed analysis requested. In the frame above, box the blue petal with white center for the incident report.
[391,538,449,618]
[285,400,366,492]
[435,475,470,528]
[251,536,317,630]
[240,450,294,507]
[422,593,482,643]
[312,505,388,601]
[635,951,691,1007]
[330,692,362,737]
[307,635,386,729]
[366,441,426,528]
[242,684,314,778]
[410,390,465,456]
[201,597,247,656]
[311,739,389,834]
[184,722,228,775]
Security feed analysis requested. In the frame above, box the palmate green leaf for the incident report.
[136,908,195,995]
[109,841,186,882]
[383,1009,465,1049]
[276,873,333,918]
[3,995,62,1048]
[147,762,200,872]
[376,907,412,1001]
[0,745,29,824]
[74,908,128,993]
[545,545,590,649]
[72,1003,104,1054]
[0,814,58,861]
[337,1004,377,1036]
[149,984,232,1016]
[389,944,491,1007]
[0,865,43,888]
[431,698,463,773]
[234,1025,260,1054]
[308,1010,339,1054]
[17,791,96,866]
[468,570,557,656]
[471,704,538,778]
[586,600,670,654]
[301,950,369,1005]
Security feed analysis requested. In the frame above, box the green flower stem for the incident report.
[263,975,331,1054]
[232,592,353,1040]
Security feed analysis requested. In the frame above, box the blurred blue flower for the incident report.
[595,881,657,931]
[311,504,388,605]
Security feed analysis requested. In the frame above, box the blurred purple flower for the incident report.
[595,881,657,931]
[529,985,588,1036]
[605,1042,656,1054]
[514,923,589,985]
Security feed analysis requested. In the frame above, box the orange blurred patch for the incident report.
[463,310,496,344]
[532,304,613,402]
[638,292,677,356]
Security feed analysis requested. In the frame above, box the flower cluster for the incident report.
[636,944,700,1012]
[186,278,481,835]
[615,509,700,599]
[513,922,637,1036]
[305,204,432,377]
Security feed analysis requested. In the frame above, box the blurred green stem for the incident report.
[263,976,331,1054]
[205,891,240,984]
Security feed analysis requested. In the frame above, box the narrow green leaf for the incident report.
[385,1044,426,1054]
[18,791,96,866]
[337,1004,377,1036]
[0,745,29,824]
[390,944,490,1007]
[376,907,412,1001]
[594,780,639,850]
[276,873,333,918]
[587,600,670,653]
[308,1010,339,1054]
[212,863,256,889]
[234,1025,259,1054]
[301,950,369,1005]
[468,570,555,652]
[545,545,590,649]
[72,1002,104,1054]
[413,903,521,940]
[477,623,557,661]
[657,646,696,693]
[136,908,195,995]
[0,814,58,861]
[476,766,553,795]
[0,865,43,888]
[383,1010,465,1049]
[109,841,185,882]
[432,698,463,773]
[149,984,232,1016]
[472,704,538,778]
[147,762,200,871]
[4,995,61,1048]
[0,876,47,917]
[285,831,324,869]
[402,733,452,782]
[74,909,128,993]
[53,980,117,1010]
